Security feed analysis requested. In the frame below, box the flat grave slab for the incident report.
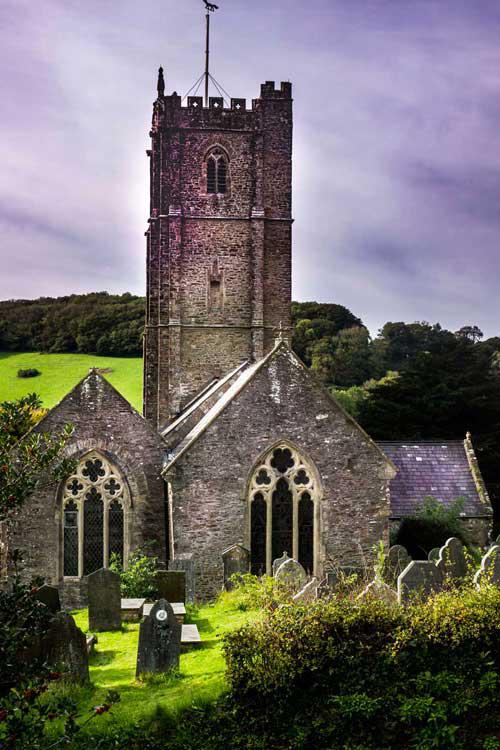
[121,598,146,621]
[181,623,201,649]
[143,601,186,622]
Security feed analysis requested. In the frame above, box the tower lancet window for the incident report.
[206,147,228,194]
[61,451,129,578]
[249,444,319,576]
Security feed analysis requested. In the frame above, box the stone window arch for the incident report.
[205,145,229,195]
[248,444,320,576]
[61,451,130,578]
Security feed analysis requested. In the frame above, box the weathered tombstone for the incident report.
[275,558,307,591]
[292,577,319,603]
[136,599,181,678]
[156,570,186,603]
[272,551,290,577]
[428,548,440,563]
[358,580,398,605]
[87,568,121,632]
[41,613,89,683]
[34,584,61,614]
[222,544,250,590]
[382,545,412,588]
[316,578,330,598]
[398,561,443,605]
[474,545,500,587]
[169,557,195,603]
[326,570,339,589]
[436,537,467,583]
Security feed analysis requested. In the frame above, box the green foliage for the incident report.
[110,548,159,599]
[393,496,468,558]
[17,368,40,379]
[0,394,74,521]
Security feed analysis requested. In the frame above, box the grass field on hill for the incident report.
[0,352,142,411]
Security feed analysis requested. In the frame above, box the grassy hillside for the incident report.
[0,352,142,411]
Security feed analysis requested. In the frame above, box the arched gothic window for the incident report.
[249,445,319,576]
[61,452,129,578]
[206,147,228,194]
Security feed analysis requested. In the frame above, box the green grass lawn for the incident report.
[0,352,142,411]
[64,594,259,737]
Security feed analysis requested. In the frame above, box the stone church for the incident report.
[8,73,492,605]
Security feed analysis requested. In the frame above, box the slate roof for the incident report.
[379,440,493,519]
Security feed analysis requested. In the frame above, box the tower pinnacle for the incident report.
[157,66,165,98]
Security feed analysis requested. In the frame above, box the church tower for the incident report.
[143,70,293,427]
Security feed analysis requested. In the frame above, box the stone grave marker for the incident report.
[41,613,89,683]
[398,561,443,605]
[474,545,500,587]
[383,545,412,588]
[222,544,250,590]
[87,568,121,632]
[136,599,181,677]
[275,558,307,591]
[358,580,398,605]
[121,598,146,621]
[428,548,440,562]
[292,577,319,603]
[34,584,61,614]
[156,570,186,603]
[272,551,290,577]
[169,557,195,603]
[326,570,338,589]
[436,537,467,583]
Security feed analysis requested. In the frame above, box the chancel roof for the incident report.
[379,440,492,519]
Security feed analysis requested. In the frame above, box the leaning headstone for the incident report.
[222,544,250,590]
[474,545,500,587]
[398,561,443,605]
[41,613,89,683]
[428,548,440,563]
[136,599,182,678]
[34,584,61,614]
[436,537,467,583]
[292,577,319,603]
[275,558,307,592]
[156,570,186,603]
[169,557,195,603]
[358,580,398,605]
[87,568,121,632]
[383,545,412,588]
[272,551,290,577]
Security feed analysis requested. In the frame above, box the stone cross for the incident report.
[436,537,467,583]
[156,570,186,603]
[34,584,61,614]
[474,545,500,587]
[86,568,121,632]
[397,561,443,605]
[222,544,250,590]
[275,558,307,592]
[136,599,181,677]
[382,545,412,588]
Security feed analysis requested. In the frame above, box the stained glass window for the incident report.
[108,499,124,566]
[63,501,79,577]
[250,493,266,575]
[271,478,293,563]
[298,492,314,574]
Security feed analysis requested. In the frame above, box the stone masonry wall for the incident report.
[167,346,392,600]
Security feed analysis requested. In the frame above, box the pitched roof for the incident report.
[379,439,493,518]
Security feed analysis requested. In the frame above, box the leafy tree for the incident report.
[455,325,483,343]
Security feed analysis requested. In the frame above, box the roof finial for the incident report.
[157,66,165,98]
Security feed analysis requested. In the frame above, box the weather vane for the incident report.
[203,0,220,105]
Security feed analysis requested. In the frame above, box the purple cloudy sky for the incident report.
[1,0,500,337]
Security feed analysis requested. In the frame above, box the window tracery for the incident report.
[249,444,319,576]
[61,451,128,578]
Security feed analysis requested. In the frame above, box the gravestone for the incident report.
[316,578,331,598]
[275,558,307,591]
[436,537,467,582]
[169,557,195,603]
[428,548,440,563]
[398,561,443,605]
[87,568,121,632]
[358,580,398,605]
[383,545,412,588]
[292,577,319,603]
[156,570,186,603]
[272,551,290,576]
[34,584,61,614]
[326,570,339,589]
[121,598,146,621]
[41,613,89,683]
[222,544,250,590]
[136,599,181,677]
[474,545,500,586]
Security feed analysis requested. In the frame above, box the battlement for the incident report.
[157,81,292,115]
[260,81,292,99]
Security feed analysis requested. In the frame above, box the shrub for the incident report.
[393,496,469,558]
[110,548,159,599]
[17,368,41,378]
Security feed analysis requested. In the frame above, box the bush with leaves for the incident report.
[392,496,469,558]
[110,546,159,599]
